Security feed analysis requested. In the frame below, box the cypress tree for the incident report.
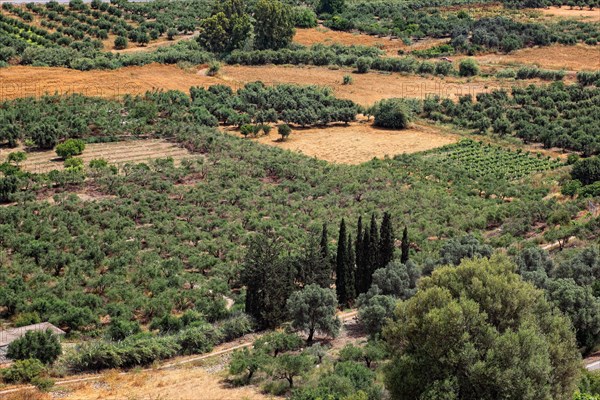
[358,228,371,294]
[320,222,331,281]
[336,219,348,306]
[320,223,329,262]
[379,212,394,269]
[401,226,410,264]
[346,233,356,306]
[366,214,379,288]
[355,216,364,292]
[297,233,331,288]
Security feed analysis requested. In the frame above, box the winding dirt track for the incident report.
[0,310,358,397]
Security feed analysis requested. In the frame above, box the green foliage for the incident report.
[197,0,251,53]
[7,151,26,165]
[229,347,270,383]
[293,7,318,28]
[459,58,479,76]
[342,75,353,85]
[383,255,581,400]
[287,284,341,343]
[439,234,492,266]
[207,61,221,76]
[318,0,345,15]
[107,319,141,341]
[254,332,304,357]
[372,98,412,129]
[254,0,295,51]
[1,358,45,383]
[278,123,292,141]
[6,329,62,364]
[355,56,371,73]
[273,353,313,388]
[572,156,600,185]
[356,288,397,338]
[64,156,84,171]
[114,35,127,50]
[55,138,86,159]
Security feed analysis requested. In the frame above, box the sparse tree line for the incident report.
[422,81,600,155]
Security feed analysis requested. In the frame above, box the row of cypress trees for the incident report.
[335,213,410,307]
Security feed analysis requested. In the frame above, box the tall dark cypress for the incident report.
[379,212,395,269]
[401,226,410,264]
[359,228,371,294]
[355,216,364,293]
[346,233,356,306]
[336,219,348,306]
[366,213,379,289]
[320,222,331,281]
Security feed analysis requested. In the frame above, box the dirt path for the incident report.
[0,311,359,397]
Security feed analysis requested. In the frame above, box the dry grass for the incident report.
[0,63,516,106]
[0,64,223,100]
[534,6,600,22]
[224,118,458,164]
[294,27,448,56]
[470,44,600,71]
[0,139,193,173]
[50,368,270,400]
[219,65,515,106]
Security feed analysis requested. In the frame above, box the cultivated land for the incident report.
[470,44,600,71]
[0,139,193,173]
[293,27,449,56]
[224,119,458,164]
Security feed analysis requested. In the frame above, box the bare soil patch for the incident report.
[0,63,517,106]
[50,367,269,400]
[535,6,600,22]
[470,44,600,71]
[224,118,458,164]
[294,27,448,56]
[220,65,515,106]
[0,64,222,100]
[0,139,193,173]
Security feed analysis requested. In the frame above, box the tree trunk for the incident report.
[307,328,315,344]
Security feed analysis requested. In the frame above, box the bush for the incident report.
[278,124,292,141]
[217,313,254,342]
[459,58,479,77]
[64,157,84,171]
[342,75,353,85]
[240,124,254,138]
[1,359,45,383]
[114,36,128,50]
[293,7,318,28]
[372,98,412,129]
[355,57,372,73]
[207,61,221,77]
[55,138,86,159]
[6,329,62,364]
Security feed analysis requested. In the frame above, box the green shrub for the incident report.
[114,36,128,50]
[278,124,292,141]
[1,359,45,383]
[561,180,582,197]
[293,7,318,28]
[372,98,412,129]
[207,61,221,77]
[56,138,86,159]
[459,58,479,77]
[343,75,353,85]
[64,157,84,171]
[355,57,372,73]
[217,313,254,342]
[7,329,62,364]
[240,124,254,138]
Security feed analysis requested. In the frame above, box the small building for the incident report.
[0,322,65,364]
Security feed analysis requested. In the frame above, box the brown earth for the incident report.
[224,118,458,164]
[0,64,224,100]
[1,368,270,400]
[470,44,600,71]
[0,63,516,106]
[219,65,514,106]
[0,139,193,173]
[294,27,449,56]
[535,6,600,22]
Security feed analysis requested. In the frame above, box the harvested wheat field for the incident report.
[1,368,269,400]
[294,27,448,56]
[0,139,193,173]
[0,64,222,100]
[0,63,514,105]
[471,44,600,71]
[535,6,600,22]
[220,65,513,106]
[225,119,458,164]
